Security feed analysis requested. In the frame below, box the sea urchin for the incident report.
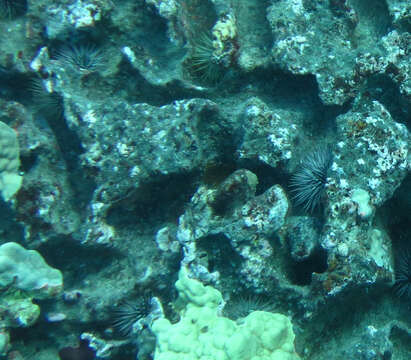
[290,146,333,213]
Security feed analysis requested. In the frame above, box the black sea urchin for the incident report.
[290,146,333,213]
[185,32,223,84]
[0,0,27,19]
[112,297,151,337]
[394,249,411,299]
[57,44,104,74]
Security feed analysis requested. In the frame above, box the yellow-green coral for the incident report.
[152,267,300,360]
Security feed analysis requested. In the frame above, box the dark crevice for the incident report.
[286,246,328,286]
[378,173,411,248]
[0,68,33,103]
[106,172,199,227]
[350,0,392,39]
[0,0,27,19]
[39,113,96,208]
[237,160,289,196]
[231,69,349,136]
[19,150,37,174]
[115,59,205,106]
[38,236,120,287]
[125,1,172,54]
[389,325,411,358]
[0,70,96,208]
[378,174,411,300]
[301,285,390,359]
[0,200,25,242]
[197,233,243,278]
[362,74,411,130]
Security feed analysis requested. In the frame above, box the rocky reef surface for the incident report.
[0,0,410,359]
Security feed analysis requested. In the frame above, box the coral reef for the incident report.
[152,267,300,360]
[0,0,409,359]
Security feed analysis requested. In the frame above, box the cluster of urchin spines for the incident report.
[29,42,104,120]
[185,31,224,84]
[111,296,152,337]
[56,44,105,75]
[290,146,333,214]
[289,146,411,301]
[394,249,411,299]
[0,0,27,19]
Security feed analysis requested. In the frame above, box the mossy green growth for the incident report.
[152,268,300,360]
[0,242,63,298]
[0,289,40,327]
[0,121,23,201]
[0,242,63,330]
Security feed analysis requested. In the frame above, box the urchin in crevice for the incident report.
[29,78,64,120]
[394,249,411,299]
[0,0,27,19]
[111,297,152,337]
[184,32,224,85]
[223,294,274,320]
[290,146,333,213]
[56,44,105,75]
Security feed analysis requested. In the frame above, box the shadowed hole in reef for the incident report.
[24,75,96,208]
[237,160,290,196]
[301,285,388,359]
[117,59,201,106]
[0,67,32,101]
[0,200,24,242]
[244,71,349,134]
[377,173,411,300]
[10,321,119,360]
[378,173,411,249]
[349,0,392,39]
[197,233,243,280]
[130,1,172,56]
[286,246,328,286]
[37,237,119,287]
[0,0,27,19]
[362,74,411,130]
[201,161,238,187]
[223,293,274,320]
[389,325,411,358]
[106,172,198,227]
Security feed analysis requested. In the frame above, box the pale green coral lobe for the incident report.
[152,268,300,360]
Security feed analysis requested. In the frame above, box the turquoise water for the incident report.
[0,0,410,359]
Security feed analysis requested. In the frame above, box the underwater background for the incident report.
[0,0,410,359]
